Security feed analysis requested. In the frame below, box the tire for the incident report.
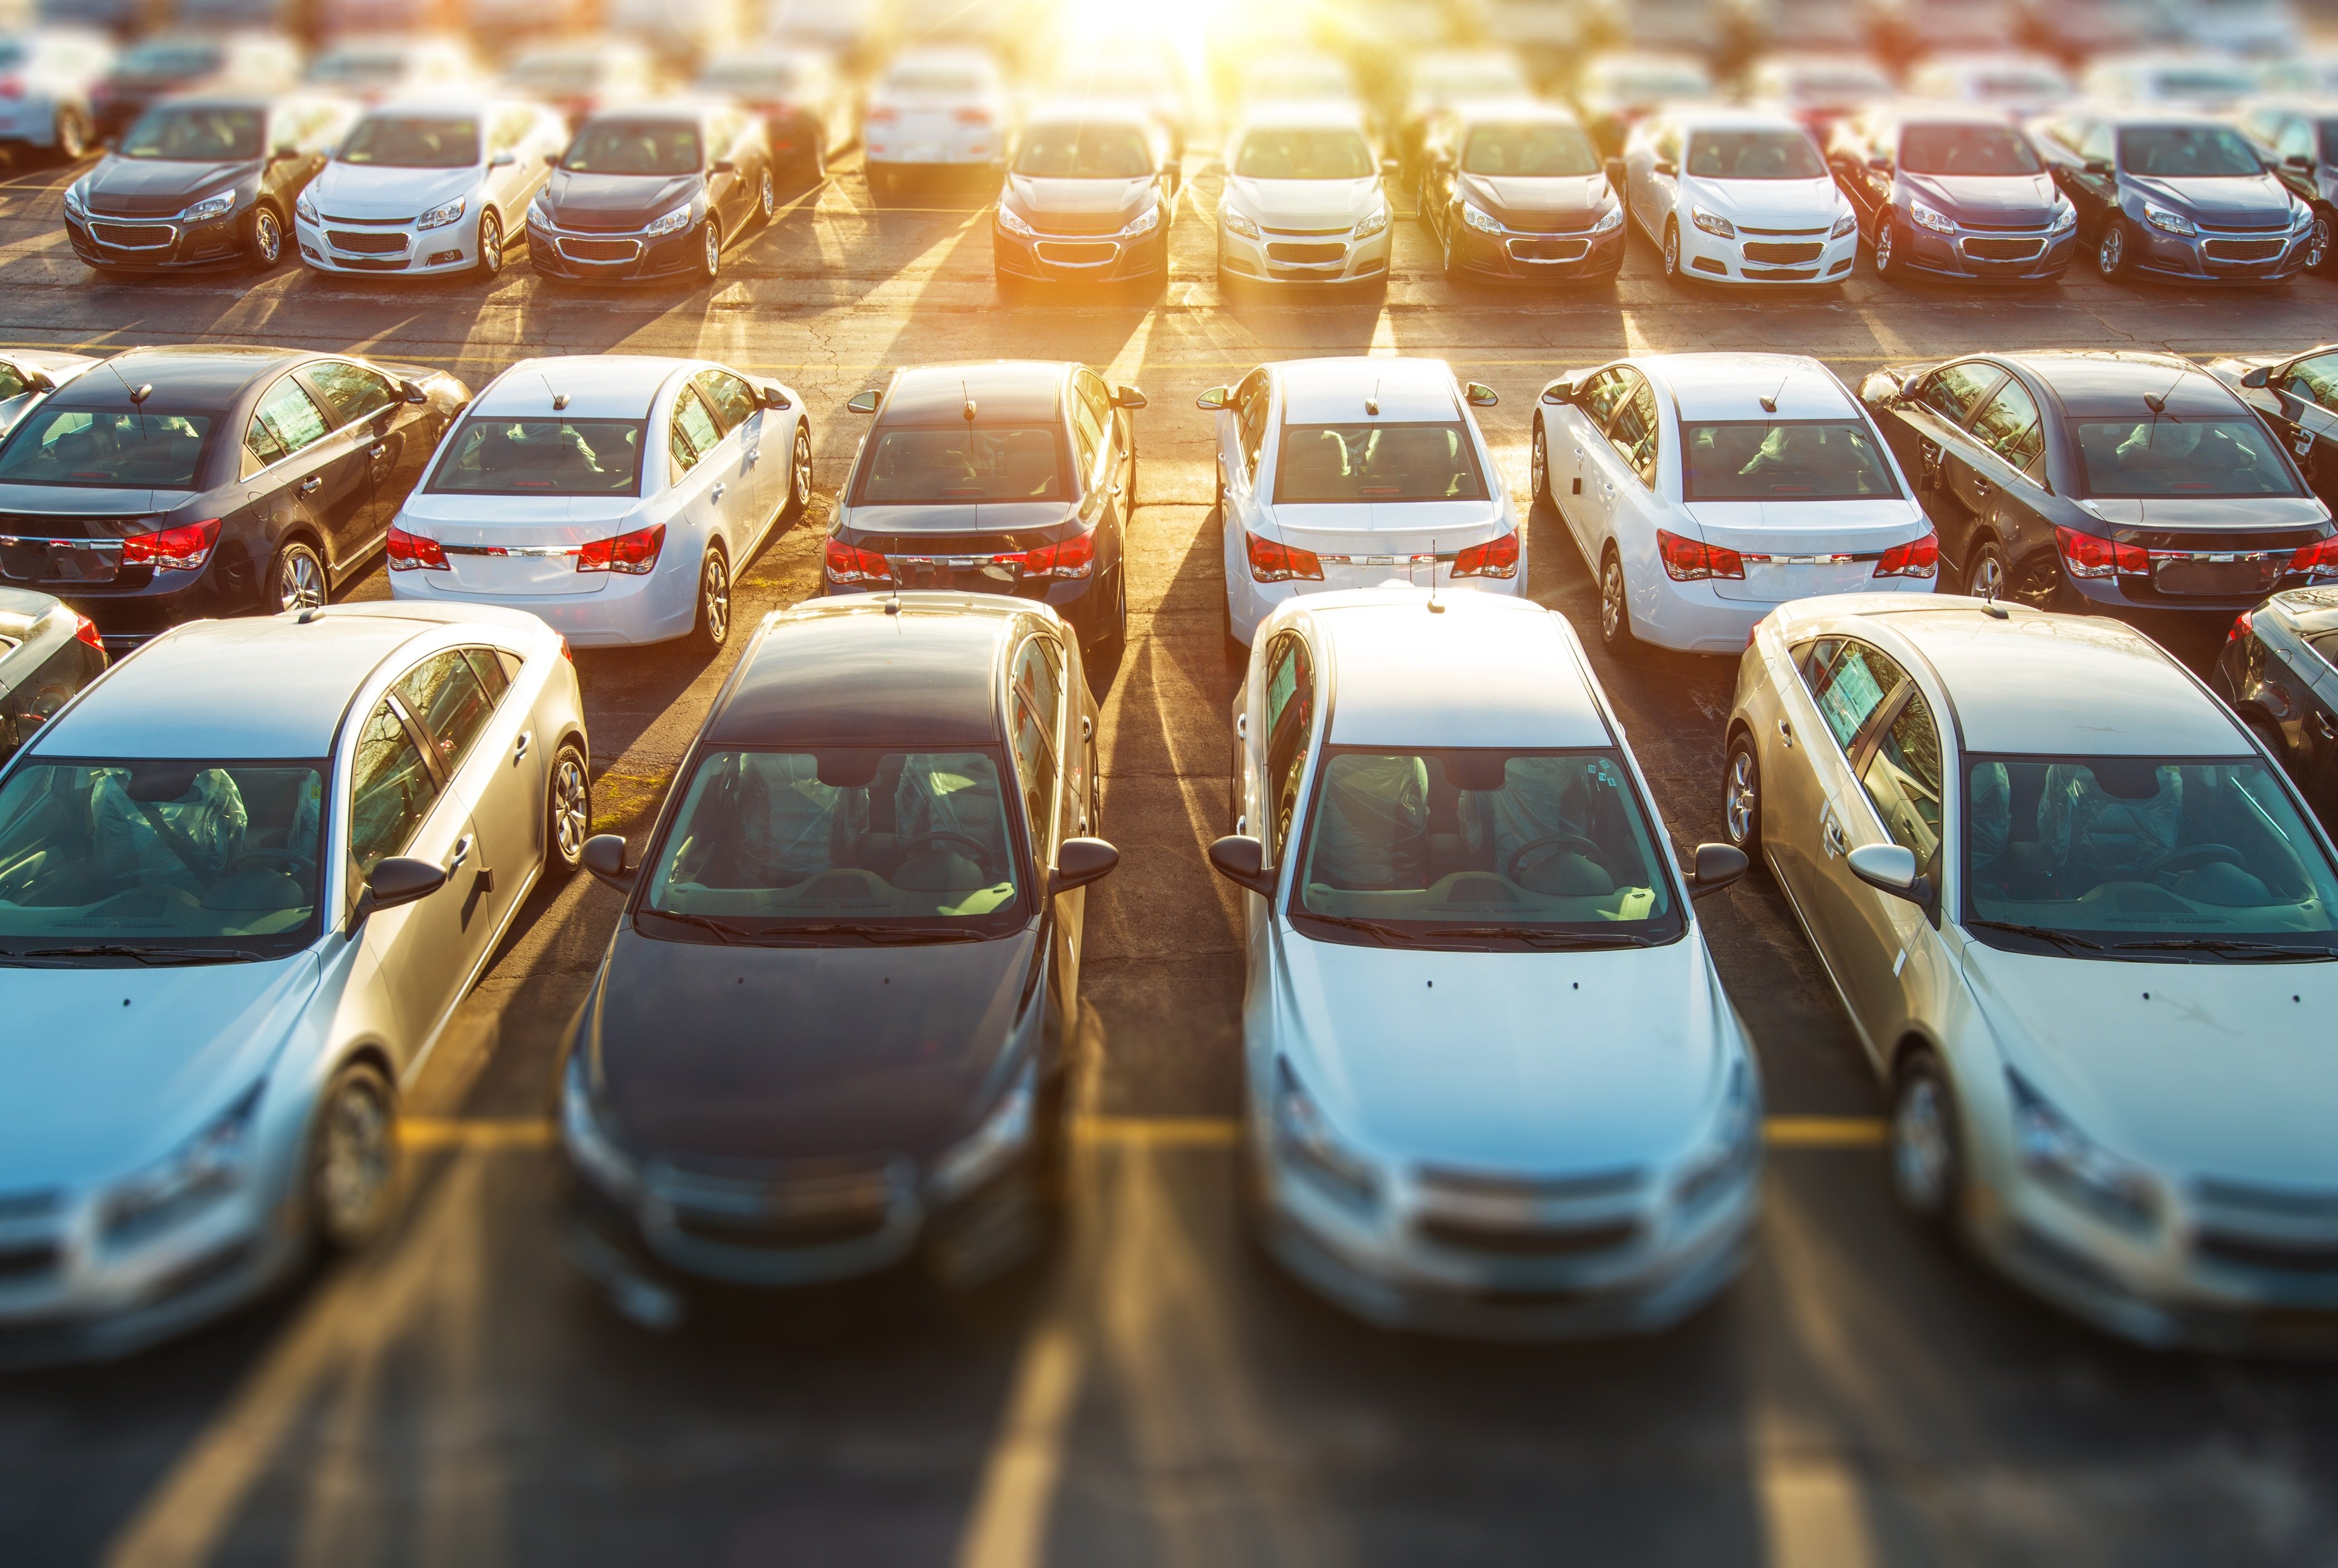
[2245,716,2292,773]
[1872,210,1899,281]
[1889,1050,1963,1228]
[546,740,591,878]
[698,218,722,284]
[1661,217,1683,284]
[474,209,503,279]
[785,421,812,522]
[1598,544,1638,652]
[1530,421,1551,509]
[52,106,89,163]
[269,538,327,614]
[757,166,776,225]
[1441,219,1459,283]
[308,1061,400,1251]
[2006,549,2066,611]
[248,204,285,270]
[1724,731,1762,857]
[2311,209,2334,275]
[689,545,731,653]
[1963,535,2008,603]
[2095,215,2129,281]
[1096,561,1129,654]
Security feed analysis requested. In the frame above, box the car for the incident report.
[1391,48,1536,185]
[387,355,809,653]
[501,37,659,130]
[1624,107,1860,286]
[1215,106,1394,288]
[558,593,1116,1318]
[2233,100,2338,276]
[0,344,469,652]
[85,31,301,142]
[2167,0,2302,59]
[1827,106,2078,283]
[0,586,104,765]
[1722,594,2338,1352]
[524,103,778,286]
[1202,590,1759,1338]
[2032,107,2316,283]
[303,33,482,102]
[1535,352,1935,655]
[63,93,356,276]
[2251,48,2338,99]
[2076,51,2262,111]
[0,28,113,163]
[1570,50,1716,158]
[293,96,567,281]
[1867,0,2027,68]
[0,602,590,1364]
[768,0,889,69]
[1040,48,1199,157]
[1415,103,1628,284]
[824,361,1139,655]
[2211,341,2338,512]
[1902,52,2077,120]
[1578,0,1753,60]
[693,43,857,182]
[1859,351,2338,630]
[1745,0,1870,55]
[1204,357,1519,648]
[991,104,1175,289]
[1745,53,1897,141]
[861,46,1009,200]
[2016,0,2178,65]
[0,348,99,441]
[2216,587,2338,823]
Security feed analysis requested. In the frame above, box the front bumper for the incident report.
[994,224,1168,282]
[524,214,708,282]
[65,208,250,272]
[1219,221,1392,284]
[1678,223,1858,284]
[1446,217,1627,281]
[296,213,479,276]
[1889,218,2075,281]
[2128,219,2312,283]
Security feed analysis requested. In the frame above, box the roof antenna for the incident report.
[1759,370,1787,416]
[1979,573,2007,619]
[962,381,977,425]
[1366,380,1380,418]
[1427,538,1445,613]
[538,371,566,412]
[2144,370,2183,422]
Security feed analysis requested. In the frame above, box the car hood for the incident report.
[1225,174,1383,228]
[1898,168,2060,224]
[1271,926,1732,1171]
[308,161,480,219]
[541,168,702,228]
[582,925,1040,1162]
[1457,170,1611,228]
[2123,172,2295,228]
[1962,941,2338,1185]
[0,953,319,1189]
[81,155,252,217]
[1685,174,1843,227]
[1004,174,1155,234]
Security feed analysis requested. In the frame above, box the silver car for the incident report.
[1207,589,1761,1340]
[1726,593,2338,1351]
[0,603,588,1363]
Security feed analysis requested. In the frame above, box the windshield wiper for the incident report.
[1431,926,1663,950]
[749,922,985,945]
[2112,937,2334,962]
[636,909,751,945]
[1964,920,2108,955]
[10,943,266,965]
[1290,912,1413,946]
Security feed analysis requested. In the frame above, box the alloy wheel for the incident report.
[56,107,87,162]
[1874,217,1894,276]
[701,220,721,282]
[276,544,326,612]
[2311,214,2332,273]
[251,208,282,268]
[700,550,730,646]
[790,425,812,515]
[314,1073,395,1245]
[1530,426,1548,507]
[760,169,776,221]
[1967,544,2005,602]
[1662,220,1679,280]
[1726,746,1759,847]
[1600,554,1626,642]
[478,211,503,278]
[2096,222,2124,279]
[552,753,590,865]
[1890,1071,1956,1217]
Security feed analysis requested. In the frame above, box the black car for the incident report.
[825,361,1143,655]
[525,104,778,286]
[2032,108,2315,284]
[63,94,354,274]
[2211,342,2338,518]
[694,44,858,182]
[84,32,299,141]
[1858,350,2338,634]
[1827,106,2076,282]
[993,107,1176,288]
[0,586,105,765]
[2216,587,2338,825]
[2234,100,2338,277]
[1417,103,1627,284]
[0,345,470,651]
[560,594,1118,1314]
[2015,0,2175,63]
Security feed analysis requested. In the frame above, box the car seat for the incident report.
[1308,754,1429,890]
[728,753,867,887]
[1460,756,1617,897]
[2040,761,2183,891]
[1281,429,1352,497]
[893,753,1008,892]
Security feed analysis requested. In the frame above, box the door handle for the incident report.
[2317,712,2336,740]
[1822,815,1846,857]
[1777,718,1795,748]
[368,443,387,460]
[711,481,726,501]
[513,731,531,762]
[297,476,322,495]
[1972,476,1994,495]
[745,447,760,464]
[444,834,472,873]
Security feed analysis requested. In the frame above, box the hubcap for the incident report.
[704,224,720,277]
[1602,560,1624,638]
[1664,227,1678,275]
[278,549,325,611]
[317,1080,391,1239]
[482,215,502,274]
[1892,1075,1953,1214]
[762,171,775,217]
[1877,223,1892,271]
[553,756,589,862]
[793,430,811,507]
[1531,430,1547,499]
[704,556,729,643]
[1726,750,1757,844]
[255,212,279,263]
[2100,228,2121,274]
[2313,216,2331,271]
[1969,549,2003,600]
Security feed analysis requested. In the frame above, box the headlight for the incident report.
[64,180,87,217]
[561,1051,640,1200]
[1222,205,1261,240]
[642,203,694,238]
[2008,1070,2160,1233]
[995,201,1037,237]
[1119,200,1162,238]
[1590,200,1624,234]
[1272,1059,1379,1208]
[294,188,318,225]
[179,190,237,224]
[2143,203,2196,237]
[1691,203,1736,240]
[1461,201,1504,235]
[929,1056,1037,1202]
[1907,199,1956,235]
[2049,199,2077,233]
[1352,204,1389,240]
[1831,208,1859,239]
[102,1084,262,1245]
[1673,1058,1760,1212]
[2294,200,2316,232]
[526,194,553,230]
[416,195,465,231]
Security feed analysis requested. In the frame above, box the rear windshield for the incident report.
[1899,123,2044,175]
[853,426,1067,504]
[1687,129,1826,179]
[119,105,263,161]
[0,409,213,489]
[428,417,645,495]
[1462,121,1600,176]
[2118,125,2262,176]
[1275,422,1487,504]
[2067,418,2298,498]
[1234,127,1374,179]
[698,60,804,94]
[1681,421,1901,500]
[881,68,989,95]
[339,115,479,169]
[563,119,700,176]
[1014,122,1153,178]
[119,43,224,77]
[310,49,407,86]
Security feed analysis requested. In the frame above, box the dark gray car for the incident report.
[2236,99,2338,277]
[0,586,105,765]
[2031,108,2316,284]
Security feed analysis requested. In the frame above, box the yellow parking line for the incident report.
[1764,1117,1888,1148]
[1071,1115,1240,1147]
[399,1117,557,1150]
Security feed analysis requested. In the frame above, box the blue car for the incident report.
[2033,107,2317,284]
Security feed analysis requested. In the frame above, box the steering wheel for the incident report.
[1507,833,1604,885]
[2154,843,2243,877]
[897,830,990,870]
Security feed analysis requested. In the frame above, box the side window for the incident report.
[694,369,758,434]
[1860,686,1945,871]
[1921,361,2004,426]
[393,650,498,776]
[1234,370,1270,480]
[268,109,302,156]
[1607,377,1658,489]
[2078,121,2114,166]
[2277,116,2316,163]
[1968,377,2044,478]
[1800,638,1909,753]
[1008,636,1063,861]
[1074,368,1112,430]
[2276,352,2338,412]
[348,700,441,876]
[488,107,528,156]
[1261,633,1315,861]
[669,386,720,476]
[1578,368,1629,427]
[0,361,27,402]
[1070,397,1106,483]
[462,646,511,700]
[304,361,396,427]
[249,378,332,466]
[2310,632,2338,674]
[1656,124,1682,164]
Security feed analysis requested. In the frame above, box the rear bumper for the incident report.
[390,560,698,647]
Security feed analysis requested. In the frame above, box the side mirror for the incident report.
[1196,385,1230,411]
[760,383,793,409]
[348,854,447,930]
[845,389,881,414]
[1379,155,1401,177]
[2287,154,2317,172]
[1049,835,1119,894]
[1653,157,1677,176]
[1604,155,1625,190]
[1847,842,1934,912]
[1207,834,1277,898]
[2082,158,2113,176]
[710,158,736,174]
[1539,382,1572,406]
[1112,385,1148,410]
[267,146,299,163]
[399,378,428,404]
[2240,365,2272,390]
[1687,842,1748,897]
[581,833,635,889]
[25,370,54,394]
[1867,151,1892,171]
[1464,382,1498,408]
[489,150,516,167]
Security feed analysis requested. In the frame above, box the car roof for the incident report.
[1664,106,1811,132]
[1020,100,1156,134]
[41,345,301,410]
[476,355,691,419]
[1636,353,1851,420]
[1997,350,2238,418]
[708,596,1017,748]
[1234,102,1370,131]
[881,361,1068,425]
[1310,593,1614,749]
[1273,357,1460,422]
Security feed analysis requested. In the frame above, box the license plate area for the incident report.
[887,555,1023,591]
[0,536,121,584]
[2152,556,2283,597]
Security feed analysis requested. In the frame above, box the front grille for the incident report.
[0,1189,62,1222]
[0,1239,61,1282]
[1507,236,1589,262]
[1739,225,1828,236]
[557,237,642,264]
[1266,241,1346,264]
[1416,1166,1646,1202]
[1963,237,2045,261]
[89,222,173,249]
[1261,224,1350,237]
[649,1155,903,1252]
[2196,1178,2338,1218]
[1746,267,1819,280]
[1743,240,1822,264]
[672,1207,890,1249]
[327,229,409,254]
[320,212,414,225]
[336,256,411,271]
[2206,238,2285,262]
[1416,1215,1640,1258]
[2195,1231,2338,1275]
[1034,240,1116,266]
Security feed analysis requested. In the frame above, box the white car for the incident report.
[1207,590,1760,1339]
[0,27,112,162]
[1533,353,1937,655]
[0,348,97,442]
[0,603,588,1363]
[293,96,568,281]
[1624,107,1859,286]
[2077,52,2261,111]
[1216,106,1394,287]
[1726,596,2338,1351]
[1904,52,2078,120]
[862,46,1009,195]
[1202,356,1521,647]
[303,33,483,102]
[387,356,812,652]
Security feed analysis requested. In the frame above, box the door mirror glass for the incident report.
[1112,385,1148,410]
[581,833,633,888]
[2241,365,2272,389]
[1464,382,1498,407]
[1653,158,1677,176]
[761,384,792,409]
[1049,835,1119,894]
[2082,158,2112,175]
[2287,154,2317,171]
[1207,834,1278,897]
[1688,842,1748,896]
[1539,384,1571,406]
[1848,841,1926,902]
[1868,152,1893,171]
[399,378,427,403]
[1196,385,1230,411]
[845,389,881,414]
[357,854,447,922]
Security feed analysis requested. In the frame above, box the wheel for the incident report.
[757,166,776,224]
[1963,537,2008,602]
[2095,215,2129,281]
[1724,731,1761,857]
[1661,217,1683,283]
[1096,561,1129,654]
[1441,219,1458,282]
[785,421,812,521]
[2246,716,2292,773]
[2311,210,2334,274]
[1598,544,1638,651]
[52,106,88,163]
[269,539,327,614]
[1872,211,1898,280]
[689,546,731,653]
[1889,1051,1963,1227]
[698,218,722,283]
[308,1061,399,1251]
[1530,421,1551,509]
[546,740,591,878]
[2005,550,2065,611]
[474,209,503,279]
[248,204,284,270]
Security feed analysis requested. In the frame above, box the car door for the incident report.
[1954,372,2054,576]
[2260,352,2338,505]
[1891,360,2007,572]
[2269,112,2320,206]
[1577,369,1652,574]
[1072,369,1126,578]
[1008,631,1075,1019]
[1555,367,1630,563]
[2052,118,2120,239]
[394,646,538,941]
[692,367,773,541]
[665,381,733,568]
[1769,635,1904,940]
[705,109,749,228]
[1222,368,1271,569]
[300,359,414,557]
[246,372,371,579]
[1255,628,1317,898]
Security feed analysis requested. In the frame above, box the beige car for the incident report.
[1726,593,2338,1351]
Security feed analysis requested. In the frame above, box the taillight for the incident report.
[72,612,103,651]
[1872,531,1939,579]
[954,107,991,125]
[1016,528,1096,580]
[576,523,664,575]
[1246,531,1324,583]
[0,80,22,100]
[825,537,892,585]
[2055,525,2147,579]
[120,518,219,573]
[2228,609,2255,644]
[1656,528,1743,581]
[557,634,573,662]
[2289,536,2338,575]
[866,106,898,123]
[385,523,448,571]
[1451,531,1519,579]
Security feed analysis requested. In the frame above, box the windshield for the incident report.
[119,105,263,161]
[640,748,1026,942]
[119,43,223,78]
[0,760,325,961]
[1682,420,1900,500]
[1462,121,1600,176]
[1290,748,1683,950]
[2067,417,2298,498]
[1899,123,2044,175]
[881,68,988,95]
[509,56,599,94]
[1964,756,2338,960]
[1234,127,1374,179]
[1687,129,1826,179]
[1274,422,1489,504]
[428,417,644,496]
[562,119,701,175]
[0,410,213,489]
[339,114,478,168]
[1014,122,1153,178]
[697,60,803,94]
[310,50,406,85]
[853,426,1067,504]
[2118,125,2263,175]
